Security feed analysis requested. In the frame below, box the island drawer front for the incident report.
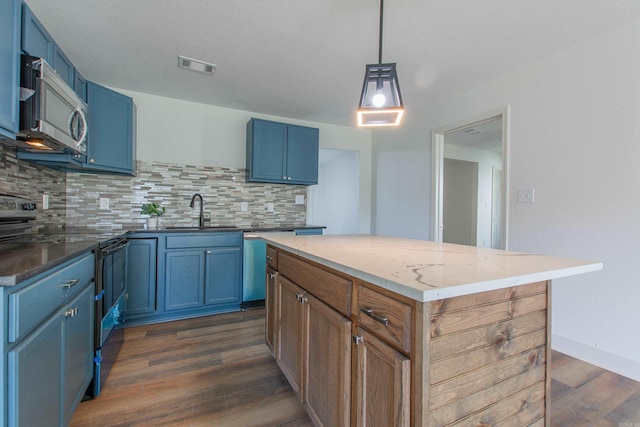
[357,285,413,354]
[278,251,351,316]
[266,245,278,269]
[165,232,242,249]
[8,253,95,343]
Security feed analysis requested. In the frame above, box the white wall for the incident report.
[115,89,374,232]
[374,20,640,380]
[309,150,360,235]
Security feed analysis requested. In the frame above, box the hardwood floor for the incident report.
[71,309,640,427]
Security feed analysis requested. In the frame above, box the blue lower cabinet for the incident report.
[126,232,242,326]
[62,285,95,426]
[126,238,158,317]
[165,250,206,311]
[3,253,95,427]
[205,248,242,305]
[8,310,63,427]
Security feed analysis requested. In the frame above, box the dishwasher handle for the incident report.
[102,239,129,256]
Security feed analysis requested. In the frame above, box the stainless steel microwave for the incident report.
[16,55,88,155]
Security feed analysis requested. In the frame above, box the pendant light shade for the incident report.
[357,0,404,127]
[357,63,404,127]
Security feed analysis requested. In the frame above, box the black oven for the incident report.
[90,236,129,397]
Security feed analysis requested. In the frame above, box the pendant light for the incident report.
[357,0,404,127]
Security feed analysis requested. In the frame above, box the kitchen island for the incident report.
[262,234,602,427]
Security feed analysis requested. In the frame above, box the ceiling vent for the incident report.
[178,56,216,76]
[463,128,483,135]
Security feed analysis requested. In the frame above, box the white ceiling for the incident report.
[24,0,640,127]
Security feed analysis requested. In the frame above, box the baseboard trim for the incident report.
[552,333,640,382]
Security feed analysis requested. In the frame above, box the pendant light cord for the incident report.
[378,0,384,64]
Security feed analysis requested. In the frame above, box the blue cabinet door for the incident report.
[247,119,287,182]
[86,82,135,174]
[0,0,20,139]
[205,247,242,306]
[8,308,63,427]
[247,118,319,185]
[74,70,87,101]
[21,3,54,61]
[126,238,158,316]
[62,284,94,426]
[52,44,74,87]
[165,250,205,311]
[286,125,319,184]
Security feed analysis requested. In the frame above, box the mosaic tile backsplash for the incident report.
[0,145,67,231]
[65,160,308,229]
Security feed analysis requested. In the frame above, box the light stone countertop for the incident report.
[261,234,603,302]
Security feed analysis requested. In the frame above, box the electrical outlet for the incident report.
[267,202,275,212]
[42,194,49,210]
[295,195,305,205]
[240,202,248,212]
[99,197,110,209]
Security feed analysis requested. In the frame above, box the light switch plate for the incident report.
[267,202,275,212]
[295,195,305,205]
[99,197,110,209]
[518,188,535,203]
[42,194,49,210]
[240,202,248,212]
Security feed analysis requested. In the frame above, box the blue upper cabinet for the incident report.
[21,3,54,62]
[52,44,74,87]
[0,0,20,140]
[86,82,136,175]
[286,124,319,184]
[247,118,319,185]
[73,70,87,101]
[247,119,287,182]
[22,3,75,87]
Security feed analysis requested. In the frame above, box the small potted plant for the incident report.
[141,202,165,229]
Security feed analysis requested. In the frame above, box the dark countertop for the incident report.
[0,240,100,286]
[0,224,325,287]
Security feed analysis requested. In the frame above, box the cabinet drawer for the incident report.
[8,253,94,343]
[357,285,412,354]
[166,232,241,249]
[266,245,278,269]
[278,251,351,316]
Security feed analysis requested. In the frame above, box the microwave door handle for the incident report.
[68,108,88,146]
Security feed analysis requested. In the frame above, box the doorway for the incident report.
[431,107,510,249]
[307,149,360,235]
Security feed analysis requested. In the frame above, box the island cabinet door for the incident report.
[265,268,278,356]
[353,327,410,427]
[277,277,305,398]
[304,292,351,427]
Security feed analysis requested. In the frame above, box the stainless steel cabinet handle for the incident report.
[206,250,212,254]
[266,256,273,261]
[269,273,276,279]
[287,177,292,180]
[361,308,389,326]
[90,158,95,163]
[62,279,80,289]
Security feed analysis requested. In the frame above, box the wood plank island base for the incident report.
[262,235,602,427]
